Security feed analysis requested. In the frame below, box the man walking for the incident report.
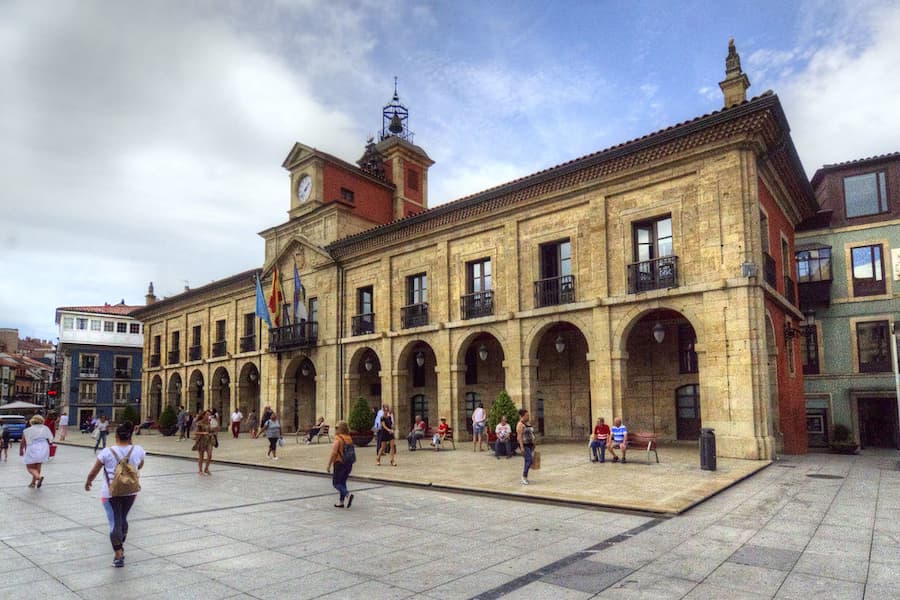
[176,406,188,441]
[230,408,244,439]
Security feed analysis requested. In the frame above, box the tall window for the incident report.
[357,286,373,315]
[411,394,429,426]
[844,172,888,218]
[215,320,226,341]
[796,247,832,282]
[678,324,698,374]
[80,354,97,370]
[170,331,180,351]
[113,383,129,402]
[801,327,820,375]
[152,335,161,354]
[465,346,478,385]
[540,239,572,280]
[114,356,131,378]
[79,382,97,401]
[634,216,673,261]
[467,258,492,293]
[759,210,769,254]
[192,325,202,347]
[857,321,890,373]
[308,297,318,323]
[243,314,255,336]
[407,273,427,305]
[851,245,886,296]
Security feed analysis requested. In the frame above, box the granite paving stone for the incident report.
[774,572,865,600]
[540,559,632,593]
[727,544,802,571]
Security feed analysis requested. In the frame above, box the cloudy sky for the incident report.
[2,0,898,340]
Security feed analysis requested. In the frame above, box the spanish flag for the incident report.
[268,265,283,327]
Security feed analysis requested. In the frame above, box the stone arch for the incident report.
[283,355,317,433]
[210,367,231,421]
[618,307,701,438]
[453,330,506,436]
[396,339,438,430]
[347,346,382,416]
[524,316,592,360]
[528,321,592,439]
[613,300,706,355]
[166,372,183,410]
[188,369,205,414]
[148,375,163,420]
[237,362,260,418]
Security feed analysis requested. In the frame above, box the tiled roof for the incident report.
[327,91,814,256]
[55,304,142,321]
[811,151,900,188]
[130,268,261,319]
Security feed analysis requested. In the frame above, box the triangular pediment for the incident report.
[281,142,317,171]
[261,236,333,278]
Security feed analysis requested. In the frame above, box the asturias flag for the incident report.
[255,275,272,330]
[293,261,308,323]
[268,265,283,327]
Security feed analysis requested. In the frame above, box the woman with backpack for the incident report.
[326,420,354,508]
[84,421,145,568]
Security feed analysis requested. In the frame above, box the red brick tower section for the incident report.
[376,135,434,219]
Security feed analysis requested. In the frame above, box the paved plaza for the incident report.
[1,444,899,599]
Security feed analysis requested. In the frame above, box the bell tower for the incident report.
[371,78,434,219]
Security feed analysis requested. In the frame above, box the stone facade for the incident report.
[134,60,820,459]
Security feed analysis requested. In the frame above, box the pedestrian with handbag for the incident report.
[260,412,282,460]
[327,421,355,508]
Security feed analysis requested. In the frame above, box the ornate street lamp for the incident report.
[652,321,666,344]
[364,354,374,372]
[478,344,488,362]
[301,362,311,377]
[555,334,565,354]
[415,351,425,367]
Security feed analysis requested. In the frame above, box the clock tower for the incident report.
[365,78,434,219]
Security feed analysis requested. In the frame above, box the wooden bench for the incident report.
[588,431,659,464]
[296,424,331,444]
[418,426,456,450]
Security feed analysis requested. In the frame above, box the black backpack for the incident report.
[342,439,356,465]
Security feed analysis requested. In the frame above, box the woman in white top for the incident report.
[59,413,69,441]
[22,415,53,488]
[85,421,145,568]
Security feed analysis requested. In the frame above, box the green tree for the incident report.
[348,397,375,433]
[487,390,519,433]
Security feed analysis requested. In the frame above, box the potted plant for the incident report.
[158,404,178,436]
[348,397,375,447]
[486,390,520,452]
[829,423,858,454]
[120,405,139,427]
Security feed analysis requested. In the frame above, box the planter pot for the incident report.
[350,431,374,447]
[159,426,178,437]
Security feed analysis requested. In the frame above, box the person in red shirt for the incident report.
[590,417,611,463]
[432,417,449,451]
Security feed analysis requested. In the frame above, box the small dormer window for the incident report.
[341,187,355,203]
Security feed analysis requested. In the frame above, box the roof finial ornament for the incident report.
[393,75,399,101]
[719,38,751,108]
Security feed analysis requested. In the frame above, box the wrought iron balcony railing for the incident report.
[534,274,576,308]
[114,369,131,379]
[188,345,202,361]
[401,303,429,329]
[240,335,256,353]
[627,256,678,294]
[763,253,777,288]
[461,291,494,320]
[269,321,318,353]
[351,313,375,336]
[784,276,796,306]
[149,354,160,368]
[212,340,227,358]
[79,367,98,378]
[167,350,180,365]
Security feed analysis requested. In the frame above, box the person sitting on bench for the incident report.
[305,417,326,444]
[135,416,155,435]
[407,415,426,450]
[608,417,628,463]
[431,417,448,451]
[494,415,513,458]
[590,416,610,463]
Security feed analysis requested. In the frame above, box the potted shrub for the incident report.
[829,423,858,455]
[120,405,139,427]
[486,390,520,452]
[348,397,375,447]
[158,404,178,436]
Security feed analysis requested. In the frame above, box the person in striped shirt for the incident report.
[608,417,628,463]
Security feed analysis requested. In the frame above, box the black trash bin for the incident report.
[700,428,716,471]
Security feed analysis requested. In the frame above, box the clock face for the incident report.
[297,175,312,202]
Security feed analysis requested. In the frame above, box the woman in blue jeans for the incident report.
[327,421,354,508]
[517,408,536,485]
[93,416,109,452]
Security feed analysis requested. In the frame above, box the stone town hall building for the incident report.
[133,43,816,459]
